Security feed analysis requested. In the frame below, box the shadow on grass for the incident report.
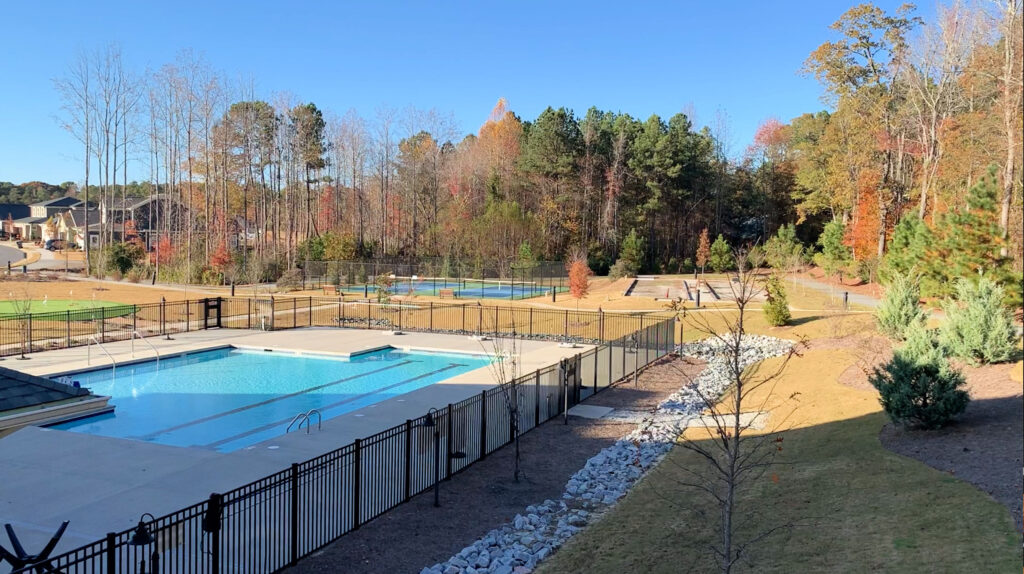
[785,315,823,327]
[538,400,1022,574]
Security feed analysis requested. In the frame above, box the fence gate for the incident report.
[203,297,223,329]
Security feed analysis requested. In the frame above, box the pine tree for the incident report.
[814,221,852,282]
[870,336,969,430]
[610,228,645,278]
[709,234,733,273]
[927,167,1020,305]
[875,272,926,340]
[764,223,803,272]
[763,274,791,326]
[939,278,1018,365]
[880,215,931,285]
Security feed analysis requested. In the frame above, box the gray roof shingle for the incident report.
[0,366,91,413]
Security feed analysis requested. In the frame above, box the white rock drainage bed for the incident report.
[419,335,793,574]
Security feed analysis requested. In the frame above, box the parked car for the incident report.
[45,239,67,251]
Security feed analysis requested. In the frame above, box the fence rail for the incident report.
[0,297,672,359]
[5,299,676,574]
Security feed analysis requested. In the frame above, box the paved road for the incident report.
[0,244,24,268]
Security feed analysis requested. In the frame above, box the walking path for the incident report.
[789,275,881,308]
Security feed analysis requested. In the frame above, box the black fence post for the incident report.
[563,310,568,339]
[429,302,434,331]
[290,463,299,565]
[292,298,297,328]
[529,307,533,336]
[65,310,71,348]
[208,492,222,574]
[161,299,166,335]
[404,420,412,502]
[353,439,362,529]
[599,309,604,341]
[105,531,116,574]
[593,350,598,394]
[446,403,454,479]
[308,296,312,327]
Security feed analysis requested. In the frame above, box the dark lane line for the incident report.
[136,360,415,440]
[203,363,466,449]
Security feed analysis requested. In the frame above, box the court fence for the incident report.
[6,300,676,574]
[297,259,568,300]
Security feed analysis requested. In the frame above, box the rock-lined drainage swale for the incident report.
[419,335,793,574]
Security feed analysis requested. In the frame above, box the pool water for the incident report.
[51,347,491,452]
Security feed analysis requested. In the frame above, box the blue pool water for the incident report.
[51,347,491,452]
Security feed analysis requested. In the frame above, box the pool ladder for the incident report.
[86,336,116,374]
[287,409,322,434]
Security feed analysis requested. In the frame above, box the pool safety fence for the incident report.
[0,297,674,358]
[8,316,676,574]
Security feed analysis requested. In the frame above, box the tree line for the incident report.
[50,2,1021,288]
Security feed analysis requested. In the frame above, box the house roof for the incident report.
[12,216,49,225]
[0,204,30,220]
[30,196,83,208]
[64,207,93,228]
[103,194,175,211]
[0,366,91,412]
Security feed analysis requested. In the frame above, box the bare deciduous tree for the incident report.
[663,249,804,573]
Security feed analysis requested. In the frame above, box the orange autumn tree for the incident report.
[696,227,711,275]
[568,256,593,309]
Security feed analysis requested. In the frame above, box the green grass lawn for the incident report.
[0,299,136,319]
[538,349,1022,573]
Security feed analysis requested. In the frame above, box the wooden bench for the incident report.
[323,285,339,296]
[438,288,456,299]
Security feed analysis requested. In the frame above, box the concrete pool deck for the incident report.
[0,328,590,558]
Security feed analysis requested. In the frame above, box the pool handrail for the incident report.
[86,336,116,375]
[130,330,160,366]
[286,409,322,434]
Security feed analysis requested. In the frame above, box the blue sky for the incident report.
[0,0,935,185]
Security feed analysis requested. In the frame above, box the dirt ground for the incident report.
[818,333,1024,533]
[287,356,702,574]
[0,276,223,304]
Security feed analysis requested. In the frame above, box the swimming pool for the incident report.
[50,347,492,452]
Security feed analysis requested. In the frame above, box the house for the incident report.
[100,194,186,248]
[0,203,30,237]
[10,196,84,241]
[53,194,186,249]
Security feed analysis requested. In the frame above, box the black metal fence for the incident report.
[0,297,669,358]
[4,301,675,574]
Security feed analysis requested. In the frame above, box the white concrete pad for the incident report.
[566,404,615,419]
